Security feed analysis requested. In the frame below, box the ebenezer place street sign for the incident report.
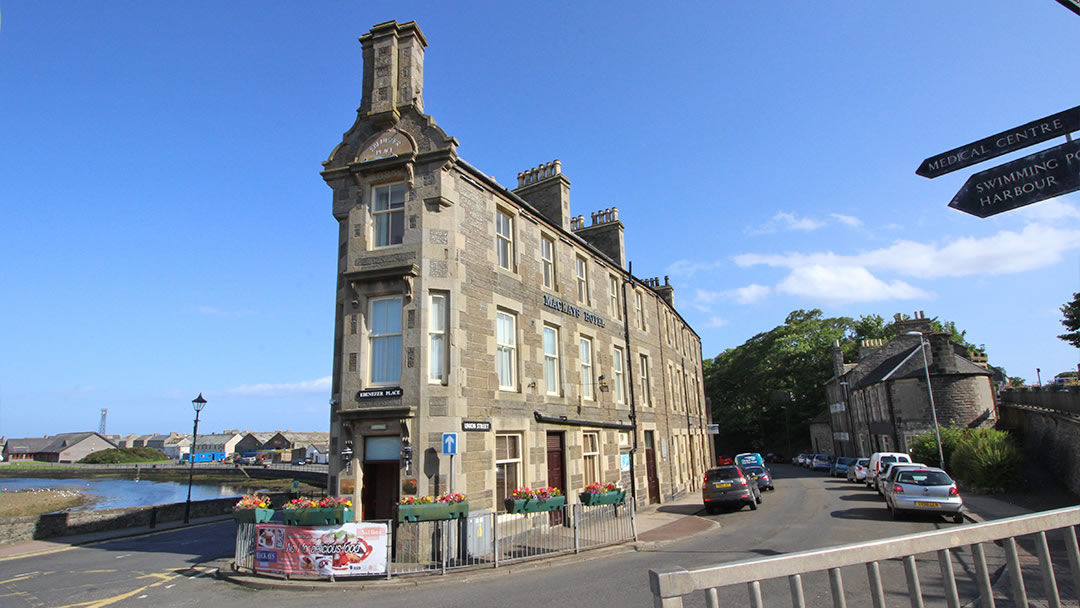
[949,139,1080,218]
[917,105,1080,178]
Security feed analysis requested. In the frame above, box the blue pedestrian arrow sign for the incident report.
[442,433,458,455]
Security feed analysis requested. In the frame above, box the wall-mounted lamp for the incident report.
[341,441,354,473]
[598,374,610,392]
[527,380,537,388]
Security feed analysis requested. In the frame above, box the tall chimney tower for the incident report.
[359,21,427,127]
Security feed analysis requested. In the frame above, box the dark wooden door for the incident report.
[361,461,398,521]
[644,431,660,504]
[546,432,566,525]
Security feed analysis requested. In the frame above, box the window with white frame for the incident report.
[612,345,625,405]
[369,296,402,385]
[428,292,448,383]
[639,354,651,406]
[541,235,556,289]
[583,432,600,486]
[495,433,522,501]
[576,256,589,303]
[609,275,621,320]
[496,209,514,270]
[496,311,517,390]
[580,336,594,401]
[373,183,405,248]
[635,291,645,331]
[543,325,560,395]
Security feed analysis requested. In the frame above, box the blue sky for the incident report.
[2,1,1079,438]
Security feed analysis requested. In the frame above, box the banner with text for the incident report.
[254,522,388,577]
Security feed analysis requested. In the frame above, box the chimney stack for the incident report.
[359,21,427,127]
[514,160,571,231]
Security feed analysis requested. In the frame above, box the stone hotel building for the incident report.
[323,21,711,520]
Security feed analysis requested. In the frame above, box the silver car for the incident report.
[883,467,964,523]
[876,461,926,495]
[847,458,870,483]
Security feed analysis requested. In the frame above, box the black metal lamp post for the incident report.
[183,393,208,524]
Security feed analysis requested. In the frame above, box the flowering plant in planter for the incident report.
[579,482,625,506]
[582,482,620,494]
[399,492,467,505]
[510,486,562,500]
[282,497,321,510]
[234,494,271,510]
[318,496,352,508]
[438,492,467,503]
[397,493,469,522]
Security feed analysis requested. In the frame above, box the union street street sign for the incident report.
[949,139,1080,218]
[917,105,1080,178]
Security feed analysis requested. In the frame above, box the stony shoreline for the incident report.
[0,488,96,517]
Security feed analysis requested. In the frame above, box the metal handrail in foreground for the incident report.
[649,505,1080,608]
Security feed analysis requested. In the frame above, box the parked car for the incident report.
[291,458,308,466]
[883,467,964,523]
[831,456,856,477]
[847,458,871,483]
[237,456,257,465]
[810,454,833,472]
[702,465,762,514]
[743,465,775,491]
[877,462,927,495]
[867,452,911,489]
[717,455,735,466]
[794,453,810,467]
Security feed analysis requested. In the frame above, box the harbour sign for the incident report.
[949,139,1080,218]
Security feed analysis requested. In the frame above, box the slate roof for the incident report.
[853,344,990,390]
[5,432,115,455]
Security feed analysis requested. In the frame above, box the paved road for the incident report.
[0,465,1005,607]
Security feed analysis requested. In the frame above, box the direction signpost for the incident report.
[948,139,1080,218]
[917,105,1080,178]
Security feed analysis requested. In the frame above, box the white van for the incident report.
[867,452,911,489]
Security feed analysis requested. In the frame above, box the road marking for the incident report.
[82,570,118,574]
[137,595,148,599]
[114,554,132,559]
[165,583,176,589]
[13,571,39,577]
[53,571,180,608]
[0,518,232,563]
[0,571,54,585]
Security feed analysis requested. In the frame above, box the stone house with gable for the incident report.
[824,312,996,458]
[323,21,711,520]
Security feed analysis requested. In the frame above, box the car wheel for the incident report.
[748,499,758,511]
[755,493,762,504]
[952,513,964,524]
[705,504,718,515]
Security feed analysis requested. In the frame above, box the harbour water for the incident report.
[0,477,258,510]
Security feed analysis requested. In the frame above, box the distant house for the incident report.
[809,411,833,456]
[190,432,242,462]
[262,432,330,463]
[234,432,275,456]
[3,432,117,463]
[162,436,191,460]
[306,443,330,465]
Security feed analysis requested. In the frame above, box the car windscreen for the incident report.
[857,459,869,465]
[881,456,897,464]
[898,471,952,485]
[838,457,855,464]
[706,467,741,481]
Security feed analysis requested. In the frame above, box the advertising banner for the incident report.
[254,522,388,577]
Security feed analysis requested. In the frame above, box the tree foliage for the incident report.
[79,447,170,464]
[1058,292,1080,349]
[704,310,980,456]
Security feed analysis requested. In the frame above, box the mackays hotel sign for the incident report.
[542,295,606,328]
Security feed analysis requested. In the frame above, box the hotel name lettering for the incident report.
[542,295,606,328]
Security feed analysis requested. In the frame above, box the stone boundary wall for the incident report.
[1001,387,1080,415]
[0,492,291,545]
[999,404,1080,496]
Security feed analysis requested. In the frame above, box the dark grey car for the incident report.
[702,465,762,514]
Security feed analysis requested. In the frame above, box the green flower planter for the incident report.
[232,508,275,523]
[397,501,469,523]
[504,495,565,513]
[281,507,353,526]
[579,490,625,506]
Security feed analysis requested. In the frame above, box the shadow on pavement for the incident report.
[656,503,704,516]
[830,507,894,521]
[838,494,884,503]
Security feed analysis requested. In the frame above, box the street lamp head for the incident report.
[192,393,207,412]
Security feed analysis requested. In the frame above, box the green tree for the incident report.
[1006,376,1026,388]
[1058,292,1080,348]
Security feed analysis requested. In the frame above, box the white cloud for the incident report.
[703,317,729,328]
[225,376,331,396]
[748,211,826,235]
[731,284,772,304]
[1011,199,1080,223]
[830,213,863,228]
[736,224,1080,280]
[775,265,933,302]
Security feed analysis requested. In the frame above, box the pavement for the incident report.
[0,481,1075,594]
